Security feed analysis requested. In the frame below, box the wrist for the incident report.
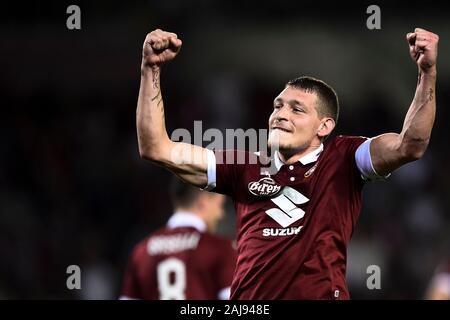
[419,66,437,78]
[141,63,160,77]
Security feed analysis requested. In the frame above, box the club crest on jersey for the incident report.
[304,163,317,178]
[248,177,281,197]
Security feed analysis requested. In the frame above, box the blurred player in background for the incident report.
[120,178,236,300]
[425,257,450,300]
[135,28,438,299]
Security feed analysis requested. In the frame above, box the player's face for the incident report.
[268,86,323,154]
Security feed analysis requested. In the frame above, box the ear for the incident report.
[317,118,335,138]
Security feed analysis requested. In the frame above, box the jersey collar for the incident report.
[274,144,324,171]
[167,211,207,233]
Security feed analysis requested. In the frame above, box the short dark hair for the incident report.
[286,76,339,124]
[169,176,202,209]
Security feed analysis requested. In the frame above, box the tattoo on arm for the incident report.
[151,90,161,102]
[150,67,163,106]
[157,95,163,107]
[152,68,160,90]
[417,71,434,103]
[427,88,434,102]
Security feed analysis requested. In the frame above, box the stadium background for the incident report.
[1,0,449,299]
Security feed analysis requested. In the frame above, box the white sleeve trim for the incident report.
[203,149,217,191]
[355,138,391,181]
[217,287,231,300]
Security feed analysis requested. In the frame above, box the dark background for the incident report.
[1,1,449,299]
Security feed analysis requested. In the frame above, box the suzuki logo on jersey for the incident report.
[248,177,282,197]
[262,187,309,236]
[262,226,303,237]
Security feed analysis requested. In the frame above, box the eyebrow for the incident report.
[274,98,306,108]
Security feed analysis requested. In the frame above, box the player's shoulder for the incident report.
[214,149,265,166]
[129,227,168,257]
[129,234,152,259]
[326,135,369,150]
[333,134,369,143]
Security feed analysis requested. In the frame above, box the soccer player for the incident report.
[426,258,450,300]
[136,28,438,299]
[120,178,236,300]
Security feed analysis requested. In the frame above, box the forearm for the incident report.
[135,29,208,187]
[365,28,438,175]
[399,68,436,158]
[136,66,171,160]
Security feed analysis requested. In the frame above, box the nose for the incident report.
[274,105,289,123]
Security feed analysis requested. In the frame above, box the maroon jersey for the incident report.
[121,213,237,300]
[212,135,367,299]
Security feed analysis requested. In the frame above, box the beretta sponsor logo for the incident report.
[248,177,282,197]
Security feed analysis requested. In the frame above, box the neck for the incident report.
[278,143,321,164]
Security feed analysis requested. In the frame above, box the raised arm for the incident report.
[370,28,438,176]
[137,29,209,187]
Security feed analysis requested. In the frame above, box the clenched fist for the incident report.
[142,29,182,68]
[407,28,439,74]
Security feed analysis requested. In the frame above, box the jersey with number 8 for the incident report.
[121,226,236,300]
